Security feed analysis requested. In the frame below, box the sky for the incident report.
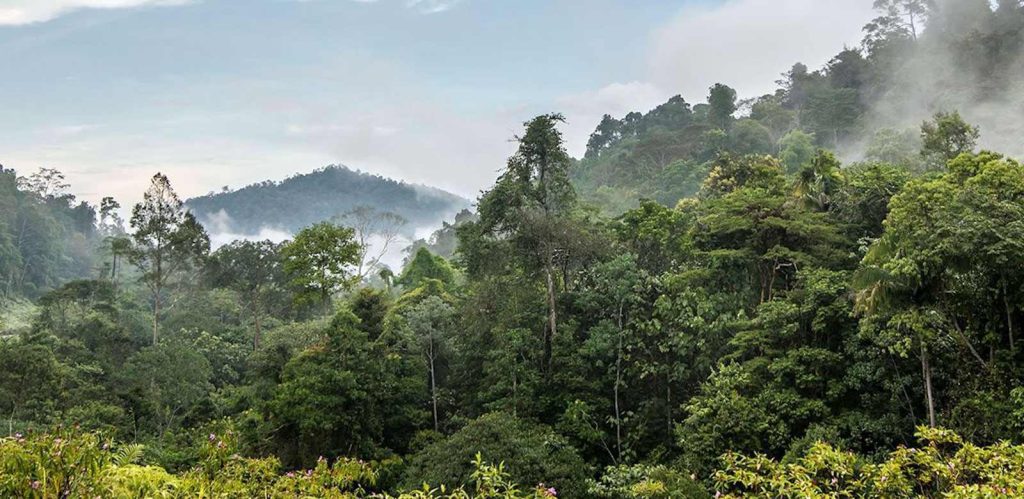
[0,0,877,206]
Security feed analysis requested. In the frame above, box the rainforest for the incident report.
[2,0,1024,497]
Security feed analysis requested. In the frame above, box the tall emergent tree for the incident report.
[281,222,361,313]
[473,113,577,373]
[129,173,210,345]
[707,83,738,131]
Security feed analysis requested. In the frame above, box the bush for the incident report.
[713,427,1024,497]
[402,412,590,497]
[0,427,563,498]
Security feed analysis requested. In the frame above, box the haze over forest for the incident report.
[3,0,1024,497]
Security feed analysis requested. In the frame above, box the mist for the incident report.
[200,208,450,273]
[854,0,1024,158]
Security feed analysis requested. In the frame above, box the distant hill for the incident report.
[186,165,471,236]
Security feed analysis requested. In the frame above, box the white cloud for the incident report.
[648,0,875,101]
[0,0,191,25]
[405,0,462,14]
[292,0,463,14]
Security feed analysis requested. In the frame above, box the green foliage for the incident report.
[714,427,1024,497]
[920,111,981,168]
[0,427,585,498]
[778,130,816,174]
[707,84,738,131]
[8,10,1024,496]
[129,172,211,345]
[121,340,214,436]
[282,222,361,310]
[402,413,590,498]
[589,464,709,498]
[0,167,99,299]
[399,248,456,290]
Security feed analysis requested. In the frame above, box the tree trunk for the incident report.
[1005,281,1015,351]
[544,255,557,374]
[614,308,624,461]
[666,378,673,443]
[152,289,161,346]
[253,305,262,351]
[921,343,936,428]
[430,352,439,432]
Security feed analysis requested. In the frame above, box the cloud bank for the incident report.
[0,0,190,25]
[0,0,465,25]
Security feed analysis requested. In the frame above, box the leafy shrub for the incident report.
[401,412,590,497]
[713,427,1024,497]
[588,464,709,498]
[0,427,564,498]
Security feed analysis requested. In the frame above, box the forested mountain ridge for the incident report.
[573,0,1024,214]
[186,165,471,236]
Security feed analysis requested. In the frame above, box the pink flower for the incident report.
[208,433,216,441]
[305,469,313,477]
[286,472,295,478]
[545,487,558,497]
[31,481,40,489]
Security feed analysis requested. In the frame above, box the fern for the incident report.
[112,443,145,467]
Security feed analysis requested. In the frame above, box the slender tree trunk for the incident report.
[112,253,119,292]
[152,288,161,346]
[511,371,518,418]
[253,301,262,351]
[544,253,557,374]
[666,380,673,443]
[429,351,439,432]
[1004,281,1015,351]
[614,309,623,461]
[921,343,936,428]
[152,250,163,345]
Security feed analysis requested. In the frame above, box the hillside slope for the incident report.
[186,165,471,236]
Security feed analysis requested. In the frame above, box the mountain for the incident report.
[185,165,471,236]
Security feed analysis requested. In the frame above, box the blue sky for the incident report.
[0,0,874,204]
